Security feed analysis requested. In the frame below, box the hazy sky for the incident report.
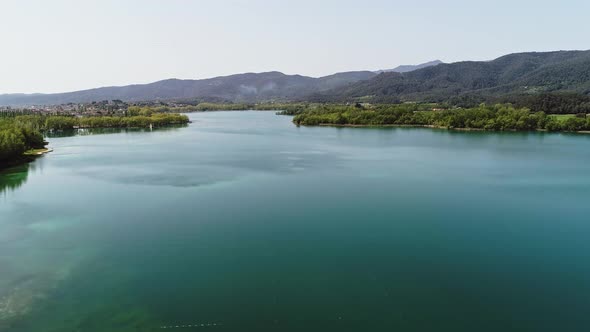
[1,0,588,94]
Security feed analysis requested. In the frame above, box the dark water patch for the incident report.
[0,164,30,195]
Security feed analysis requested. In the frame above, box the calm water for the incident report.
[1,111,590,331]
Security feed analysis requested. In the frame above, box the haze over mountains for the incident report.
[374,60,443,73]
[0,61,441,106]
[0,71,377,106]
[1,50,589,106]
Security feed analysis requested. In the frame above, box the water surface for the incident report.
[2,111,590,331]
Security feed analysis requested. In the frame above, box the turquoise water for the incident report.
[1,111,590,331]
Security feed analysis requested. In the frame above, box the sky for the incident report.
[0,0,588,94]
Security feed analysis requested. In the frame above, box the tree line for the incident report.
[449,93,590,114]
[0,118,46,163]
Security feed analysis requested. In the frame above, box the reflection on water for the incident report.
[0,125,187,193]
[45,124,188,138]
[0,164,30,195]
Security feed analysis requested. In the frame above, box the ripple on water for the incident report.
[26,218,79,233]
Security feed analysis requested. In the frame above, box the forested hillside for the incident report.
[2,50,589,107]
[311,50,590,103]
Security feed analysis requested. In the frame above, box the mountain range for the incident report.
[0,71,376,106]
[0,61,441,106]
[1,50,589,106]
[315,50,590,103]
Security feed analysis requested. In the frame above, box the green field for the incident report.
[549,114,581,122]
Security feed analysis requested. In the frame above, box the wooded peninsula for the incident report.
[290,103,590,132]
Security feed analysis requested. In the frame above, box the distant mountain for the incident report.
[375,60,443,73]
[314,50,590,103]
[0,71,377,106]
[3,51,589,106]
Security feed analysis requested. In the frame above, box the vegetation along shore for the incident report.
[290,103,590,132]
[0,112,188,169]
[3,95,590,170]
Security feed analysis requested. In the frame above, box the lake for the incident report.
[1,111,590,332]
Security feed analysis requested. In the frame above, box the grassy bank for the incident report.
[23,148,52,156]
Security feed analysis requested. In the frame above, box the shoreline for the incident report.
[1,149,52,172]
[1,119,189,172]
[305,123,590,134]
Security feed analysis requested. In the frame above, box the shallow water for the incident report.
[1,111,590,331]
